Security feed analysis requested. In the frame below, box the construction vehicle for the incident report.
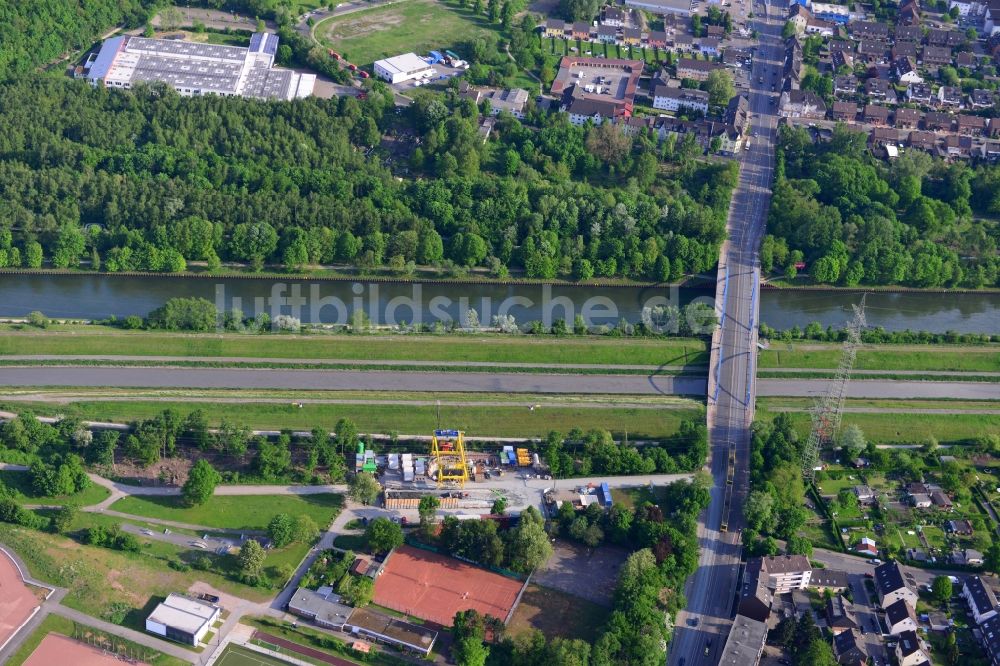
[431,429,469,488]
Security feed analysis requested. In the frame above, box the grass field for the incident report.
[760,343,1000,372]
[758,407,1000,444]
[0,328,709,367]
[316,0,493,67]
[109,494,342,531]
[3,614,188,666]
[3,397,704,440]
[0,470,111,506]
[0,522,273,637]
[508,584,609,642]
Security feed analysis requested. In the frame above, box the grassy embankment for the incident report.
[0,469,111,506]
[107,493,342,531]
[3,614,188,666]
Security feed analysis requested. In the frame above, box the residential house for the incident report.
[963,576,999,624]
[907,548,931,563]
[647,31,668,48]
[928,612,953,632]
[943,133,974,158]
[867,77,896,102]
[849,20,890,40]
[725,94,750,135]
[723,47,752,67]
[677,58,722,80]
[893,41,919,60]
[895,107,921,129]
[622,115,653,137]
[948,0,978,18]
[571,21,593,40]
[885,598,919,635]
[978,613,1000,665]
[938,85,964,108]
[957,51,977,68]
[989,117,1000,137]
[895,630,932,666]
[596,24,618,43]
[833,629,869,666]
[931,490,954,509]
[898,0,921,25]
[601,6,630,27]
[858,40,891,62]
[672,33,695,52]
[864,104,890,125]
[699,36,720,56]
[622,27,643,45]
[928,28,966,47]
[854,485,876,504]
[810,569,850,592]
[922,45,953,67]
[856,537,879,556]
[895,57,923,84]
[871,126,900,149]
[954,548,985,565]
[462,85,530,119]
[718,614,768,665]
[738,558,774,622]
[896,25,924,42]
[832,49,855,71]
[780,89,827,118]
[652,85,710,113]
[875,561,918,608]
[707,24,725,38]
[544,19,568,38]
[907,82,932,104]
[944,520,972,536]
[832,101,859,121]
[826,595,860,633]
[910,493,932,508]
[755,554,813,592]
[908,130,939,152]
[924,111,954,131]
[835,74,858,95]
[788,3,814,33]
[972,88,995,108]
[957,115,985,134]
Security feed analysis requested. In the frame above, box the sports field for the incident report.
[0,548,40,648]
[215,643,298,666]
[316,0,493,67]
[373,545,522,626]
[22,633,147,666]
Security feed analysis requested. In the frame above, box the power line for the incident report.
[802,294,867,481]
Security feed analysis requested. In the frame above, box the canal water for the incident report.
[2,273,998,333]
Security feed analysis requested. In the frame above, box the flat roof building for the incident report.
[287,587,354,630]
[374,52,436,84]
[84,32,313,100]
[625,0,692,15]
[145,593,220,646]
[718,614,767,665]
[347,607,438,656]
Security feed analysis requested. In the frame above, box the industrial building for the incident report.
[373,53,436,84]
[145,593,220,646]
[83,32,314,100]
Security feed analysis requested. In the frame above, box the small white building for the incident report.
[145,593,220,646]
[374,53,435,84]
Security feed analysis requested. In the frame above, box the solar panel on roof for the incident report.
[249,32,264,53]
[263,34,279,56]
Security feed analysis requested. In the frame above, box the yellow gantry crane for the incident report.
[431,429,469,488]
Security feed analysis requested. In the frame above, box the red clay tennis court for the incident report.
[23,633,148,666]
[0,548,39,648]
[373,545,522,627]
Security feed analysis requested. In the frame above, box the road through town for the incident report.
[669,0,785,662]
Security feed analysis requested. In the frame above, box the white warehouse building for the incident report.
[83,32,314,100]
[373,52,436,84]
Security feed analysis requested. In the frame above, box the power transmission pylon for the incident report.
[802,295,867,481]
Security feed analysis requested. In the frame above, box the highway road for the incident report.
[668,0,785,662]
[1,366,996,399]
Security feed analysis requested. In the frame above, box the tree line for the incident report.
[770,124,1000,289]
[0,68,734,281]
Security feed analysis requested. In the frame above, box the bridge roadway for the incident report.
[668,0,786,663]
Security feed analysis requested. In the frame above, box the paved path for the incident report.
[3,366,998,398]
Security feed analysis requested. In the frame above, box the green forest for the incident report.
[0,74,736,280]
[769,124,1000,289]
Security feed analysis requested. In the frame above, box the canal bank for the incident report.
[1,273,998,334]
